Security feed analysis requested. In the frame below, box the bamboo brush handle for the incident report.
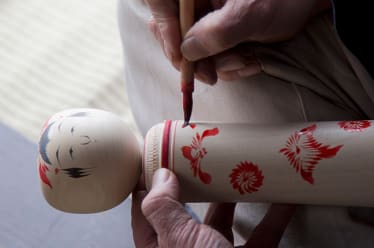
[180,0,194,86]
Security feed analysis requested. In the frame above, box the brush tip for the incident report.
[183,121,190,128]
[182,91,193,128]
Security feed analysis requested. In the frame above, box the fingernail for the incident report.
[216,59,246,72]
[152,169,170,187]
[196,74,217,85]
[197,71,217,85]
[181,37,209,61]
[237,63,262,77]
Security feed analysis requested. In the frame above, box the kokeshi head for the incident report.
[38,108,141,213]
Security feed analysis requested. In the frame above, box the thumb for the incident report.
[141,168,231,247]
[181,0,257,61]
[141,169,192,232]
[141,169,195,245]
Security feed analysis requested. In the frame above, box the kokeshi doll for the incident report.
[38,108,374,213]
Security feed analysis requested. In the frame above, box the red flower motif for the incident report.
[279,124,343,184]
[229,161,264,194]
[181,127,219,184]
[338,120,371,132]
[39,160,52,188]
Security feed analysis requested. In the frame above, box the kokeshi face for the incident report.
[38,109,141,213]
[144,120,374,207]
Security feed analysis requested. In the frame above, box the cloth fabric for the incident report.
[118,0,374,247]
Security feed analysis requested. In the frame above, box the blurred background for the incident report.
[0,1,138,247]
[0,0,139,143]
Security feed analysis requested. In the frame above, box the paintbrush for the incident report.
[180,0,195,127]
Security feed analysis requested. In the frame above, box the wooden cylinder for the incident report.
[143,120,374,207]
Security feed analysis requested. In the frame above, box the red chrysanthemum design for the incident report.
[279,124,343,184]
[229,161,264,194]
[181,127,219,184]
[338,120,371,132]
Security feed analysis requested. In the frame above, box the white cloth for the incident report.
[118,0,374,246]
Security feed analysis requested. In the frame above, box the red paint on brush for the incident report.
[182,81,194,126]
[182,123,196,129]
[161,120,173,169]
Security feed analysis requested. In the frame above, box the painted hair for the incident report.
[38,112,88,165]
[39,124,52,165]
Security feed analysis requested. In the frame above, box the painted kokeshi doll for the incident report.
[38,109,374,213]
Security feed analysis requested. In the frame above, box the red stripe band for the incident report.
[161,120,172,169]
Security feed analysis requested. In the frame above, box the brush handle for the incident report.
[180,0,195,82]
[180,0,194,38]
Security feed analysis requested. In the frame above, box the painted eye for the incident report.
[70,127,75,135]
[56,148,60,164]
[69,147,74,159]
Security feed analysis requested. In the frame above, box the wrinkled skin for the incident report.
[146,0,331,83]
[132,169,297,247]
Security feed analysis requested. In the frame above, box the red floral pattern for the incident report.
[338,120,371,132]
[189,123,196,129]
[230,161,264,194]
[181,127,219,184]
[39,160,52,188]
[279,124,343,184]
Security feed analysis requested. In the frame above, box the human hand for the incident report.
[146,0,331,83]
[132,168,233,247]
[132,168,296,247]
